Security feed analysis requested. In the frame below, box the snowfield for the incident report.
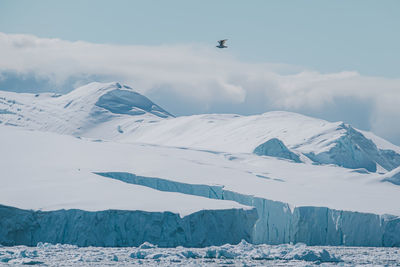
[0,127,249,215]
[1,82,400,248]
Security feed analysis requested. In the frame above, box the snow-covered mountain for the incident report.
[0,82,172,137]
[117,111,400,173]
[1,82,400,173]
[1,81,400,247]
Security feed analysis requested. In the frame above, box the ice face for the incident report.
[0,204,257,247]
[95,89,173,118]
[382,166,400,185]
[3,168,400,247]
[305,125,400,172]
[253,138,301,163]
[96,172,400,247]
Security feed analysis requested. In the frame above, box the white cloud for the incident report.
[1,32,400,144]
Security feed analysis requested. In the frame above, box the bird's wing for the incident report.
[218,39,227,46]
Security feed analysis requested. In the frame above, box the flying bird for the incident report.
[216,39,228,49]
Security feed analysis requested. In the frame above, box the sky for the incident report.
[0,0,399,144]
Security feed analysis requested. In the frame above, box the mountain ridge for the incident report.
[0,81,399,174]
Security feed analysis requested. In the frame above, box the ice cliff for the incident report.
[0,205,257,247]
[96,172,400,247]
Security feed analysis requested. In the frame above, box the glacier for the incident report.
[1,81,400,248]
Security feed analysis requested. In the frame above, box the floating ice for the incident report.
[0,240,344,266]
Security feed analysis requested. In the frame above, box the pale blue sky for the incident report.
[1,0,399,77]
[0,1,400,144]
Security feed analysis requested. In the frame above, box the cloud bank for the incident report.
[0,32,399,144]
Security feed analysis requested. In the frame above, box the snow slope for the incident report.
[1,125,400,246]
[118,112,400,173]
[1,82,399,173]
[0,82,171,138]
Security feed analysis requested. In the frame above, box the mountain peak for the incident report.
[60,82,173,119]
[95,86,173,118]
[0,81,174,138]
